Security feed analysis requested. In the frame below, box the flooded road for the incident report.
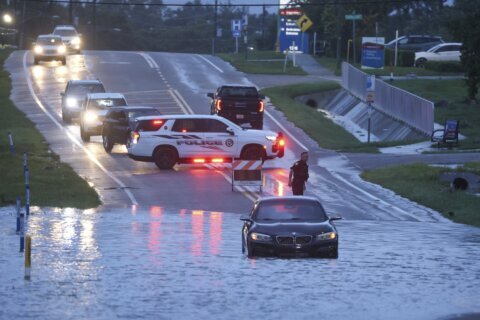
[1,207,479,320]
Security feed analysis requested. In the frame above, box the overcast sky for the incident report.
[162,0,279,14]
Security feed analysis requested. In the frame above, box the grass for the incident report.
[392,79,480,150]
[0,49,100,208]
[314,57,342,76]
[261,82,423,153]
[362,162,480,227]
[217,51,307,75]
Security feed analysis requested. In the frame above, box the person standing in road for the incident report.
[288,151,309,196]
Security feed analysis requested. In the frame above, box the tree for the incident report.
[449,0,480,102]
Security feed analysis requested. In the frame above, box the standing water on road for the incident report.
[1,207,479,320]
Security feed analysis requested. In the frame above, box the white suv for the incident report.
[53,25,81,53]
[127,115,285,170]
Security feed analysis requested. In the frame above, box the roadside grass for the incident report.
[218,51,307,75]
[392,79,480,150]
[362,163,480,227]
[314,57,341,76]
[261,82,423,153]
[0,49,100,208]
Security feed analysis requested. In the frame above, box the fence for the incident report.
[341,62,434,135]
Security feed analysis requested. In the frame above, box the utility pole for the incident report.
[261,4,266,49]
[212,0,218,55]
[69,0,73,25]
[92,0,96,49]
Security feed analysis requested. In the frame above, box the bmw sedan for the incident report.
[241,196,341,258]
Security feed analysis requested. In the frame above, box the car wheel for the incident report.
[416,58,427,68]
[80,126,90,142]
[153,147,177,170]
[102,134,113,153]
[241,145,263,161]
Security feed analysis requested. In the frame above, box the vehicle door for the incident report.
[203,118,238,158]
[442,45,461,62]
[170,118,208,158]
[109,110,129,143]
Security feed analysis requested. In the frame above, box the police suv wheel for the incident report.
[153,147,177,170]
[241,145,263,161]
[102,135,113,153]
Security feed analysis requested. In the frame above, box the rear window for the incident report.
[254,200,327,222]
[87,98,127,110]
[54,29,77,37]
[135,119,165,132]
[219,87,258,97]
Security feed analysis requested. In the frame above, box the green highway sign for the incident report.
[345,14,363,20]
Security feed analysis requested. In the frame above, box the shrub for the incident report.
[424,61,465,73]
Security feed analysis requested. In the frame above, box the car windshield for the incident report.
[128,109,160,119]
[88,98,127,110]
[54,29,77,37]
[220,87,258,97]
[255,200,328,222]
[69,84,105,96]
[37,37,62,45]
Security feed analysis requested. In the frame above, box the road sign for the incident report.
[279,12,309,53]
[232,160,263,191]
[231,19,242,38]
[366,75,375,103]
[296,14,313,32]
[345,14,363,20]
[361,37,385,69]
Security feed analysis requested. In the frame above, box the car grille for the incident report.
[45,50,57,54]
[276,235,312,245]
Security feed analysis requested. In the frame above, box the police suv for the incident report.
[127,115,285,170]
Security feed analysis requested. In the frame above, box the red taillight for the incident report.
[216,99,222,111]
[279,139,285,147]
[258,100,264,112]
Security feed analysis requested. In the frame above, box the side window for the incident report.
[171,119,205,133]
[436,46,449,53]
[398,38,408,45]
[204,119,228,133]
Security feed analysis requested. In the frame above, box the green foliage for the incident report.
[448,0,480,101]
[385,48,415,67]
[362,163,480,227]
[218,52,306,75]
[425,61,465,73]
[0,49,100,208]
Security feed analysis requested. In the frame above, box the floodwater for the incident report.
[1,207,479,320]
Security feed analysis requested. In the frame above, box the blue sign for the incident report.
[361,42,385,69]
[279,16,309,53]
[231,20,242,38]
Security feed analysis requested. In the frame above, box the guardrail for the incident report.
[342,62,434,135]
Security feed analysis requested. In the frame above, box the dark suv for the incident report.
[385,35,444,52]
[208,85,265,129]
[61,80,105,124]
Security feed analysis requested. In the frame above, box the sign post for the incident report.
[366,75,375,143]
[345,12,363,65]
[231,19,242,54]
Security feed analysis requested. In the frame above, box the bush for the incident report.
[424,61,465,73]
[384,48,415,67]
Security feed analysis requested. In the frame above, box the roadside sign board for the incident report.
[296,14,313,32]
[361,37,385,69]
[345,14,363,20]
[231,19,242,38]
[232,160,263,191]
[279,10,309,53]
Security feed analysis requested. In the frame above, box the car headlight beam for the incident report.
[250,232,271,241]
[84,111,98,124]
[66,97,77,108]
[34,45,43,54]
[71,37,81,45]
[316,232,337,241]
[57,45,67,54]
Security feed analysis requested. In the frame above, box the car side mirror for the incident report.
[226,127,235,136]
[207,93,214,99]
[329,216,343,221]
[240,215,252,222]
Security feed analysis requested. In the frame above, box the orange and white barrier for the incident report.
[232,160,263,191]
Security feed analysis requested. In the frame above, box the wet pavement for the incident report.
[1,207,479,320]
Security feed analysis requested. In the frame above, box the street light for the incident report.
[3,13,13,25]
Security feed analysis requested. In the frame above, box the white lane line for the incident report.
[196,54,224,73]
[264,109,309,151]
[172,89,195,114]
[138,52,159,69]
[22,51,139,206]
[168,89,191,115]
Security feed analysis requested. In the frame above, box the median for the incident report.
[0,49,100,208]
[218,51,306,75]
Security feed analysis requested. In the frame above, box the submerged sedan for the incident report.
[241,196,341,258]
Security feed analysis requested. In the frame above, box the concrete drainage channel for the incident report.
[440,172,480,194]
[296,89,427,142]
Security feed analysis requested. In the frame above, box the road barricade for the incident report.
[232,159,263,192]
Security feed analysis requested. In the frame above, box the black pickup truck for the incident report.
[207,85,265,129]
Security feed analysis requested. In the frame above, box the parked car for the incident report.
[32,35,67,65]
[415,43,462,67]
[102,106,161,153]
[385,35,444,52]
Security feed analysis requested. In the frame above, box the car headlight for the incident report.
[266,135,277,141]
[71,37,81,45]
[34,45,43,54]
[84,111,98,124]
[317,232,337,241]
[66,97,78,108]
[57,45,67,54]
[250,232,271,241]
